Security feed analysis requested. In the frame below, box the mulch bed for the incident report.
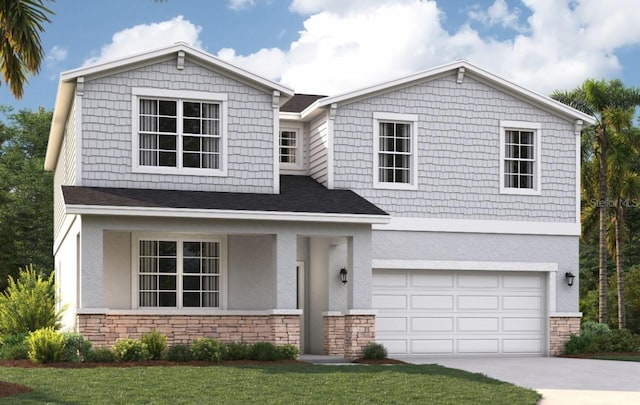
[0,357,404,398]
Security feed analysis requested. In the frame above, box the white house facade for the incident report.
[46,43,594,358]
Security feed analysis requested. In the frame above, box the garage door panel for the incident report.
[378,339,408,355]
[457,295,499,310]
[458,339,499,353]
[373,294,407,309]
[457,317,499,332]
[458,274,499,288]
[411,273,454,288]
[411,339,454,354]
[503,317,543,332]
[411,295,454,310]
[503,339,543,353]
[412,317,453,332]
[372,271,407,288]
[503,295,543,311]
[502,274,544,289]
[373,269,546,356]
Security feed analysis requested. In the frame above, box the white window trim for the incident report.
[131,88,228,177]
[130,232,228,310]
[499,120,542,195]
[372,112,419,190]
[279,122,304,173]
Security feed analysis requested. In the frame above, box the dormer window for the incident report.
[132,88,228,176]
[279,123,303,171]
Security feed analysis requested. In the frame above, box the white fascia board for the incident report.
[45,80,76,171]
[279,112,302,121]
[373,217,580,236]
[372,259,558,272]
[59,43,294,97]
[313,59,595,125]
[65,204,390,224]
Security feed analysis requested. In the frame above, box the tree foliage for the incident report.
[0,106,53,290]
[0,0,54,99]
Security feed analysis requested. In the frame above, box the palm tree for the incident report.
[0,0,54,99]
[552,79,640,324]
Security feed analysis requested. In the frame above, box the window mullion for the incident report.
[177,238,183,309]
[177,100,184,169]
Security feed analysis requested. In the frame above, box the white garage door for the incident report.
[373,269,546,356]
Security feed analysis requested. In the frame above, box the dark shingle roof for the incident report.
[62,175,388,217]
[280,94,326,113]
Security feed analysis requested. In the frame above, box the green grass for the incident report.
[590,354,640,362]
[0,363,540,404]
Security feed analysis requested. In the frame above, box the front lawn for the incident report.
[0,363,540,404]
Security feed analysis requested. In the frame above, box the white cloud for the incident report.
[228,0,255,10]
[221,0,640,97]
[83,16,203,66]
[46,45,68,63]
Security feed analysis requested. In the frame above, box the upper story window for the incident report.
[499,121,541,195]
[373,112,419,190]
[134,234,226,309]
[132,88,228,176]
[279,123,303,172]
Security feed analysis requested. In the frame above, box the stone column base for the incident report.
[323,311,376,359]
[549,313,581,356]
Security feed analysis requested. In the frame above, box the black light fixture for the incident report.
[340,268,348,284]
[565,272,576,287]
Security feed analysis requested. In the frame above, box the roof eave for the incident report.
[44,79,75,171]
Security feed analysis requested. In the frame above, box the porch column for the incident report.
[347,229,372,309]
[80,219,104,309]
[274,231,297,309]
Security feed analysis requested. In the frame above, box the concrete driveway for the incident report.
[397,356,640,404]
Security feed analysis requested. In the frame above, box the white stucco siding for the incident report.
[332,73,577,222]
[227,234,275,310]
[372,231,578,313]
[103,231,132,309]
[80,58,275,193]
[55,217,80,331]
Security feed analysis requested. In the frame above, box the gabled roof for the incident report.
[62,175,389,223]
[281,94,327,113]
[300,59,596,125]
[45,43,294,171]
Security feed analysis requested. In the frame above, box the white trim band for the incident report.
[373,217,580,236]
[372,259,558,272]
[77,308,303,316]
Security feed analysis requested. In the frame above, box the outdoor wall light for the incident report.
[340,268,348,284]
[565,272,576,287]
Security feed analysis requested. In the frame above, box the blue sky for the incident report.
[3,0,640,112]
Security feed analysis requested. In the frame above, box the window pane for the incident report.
[139,275,157,290]
[183,242,200,257]
[521,131,534,145]
[380,122,394,137]
[139,257,157,273]
[520,161,533,175]
[202,103,219,119]
[203,276,218,290]
[520,175,533,189]
[158,258,176,273]
[183,102,200,117]
[183,118,200,134]
[202,120,218,135]
[139,291,156,307]
[159,292,176,307]
[159,151,176,167]
[183,153,199,168]
[183,275,200,291]
[520,145,533,159]
[183,292,200,307]
[183,136,200,151]
[159,135,176,151]
[159,100,176,116]
[140,99,157,115]
[396,154,410,169]
[505,144,518,159]
[159,241,176,256]
[159,117,176,133]
[202,292,217,307]
[203,138,218,153]
[396,123,410,138]
[183,258,200,273]
[159,275,176,290]
[203,242,218,257]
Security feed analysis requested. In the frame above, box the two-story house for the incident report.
[45,43,594,359]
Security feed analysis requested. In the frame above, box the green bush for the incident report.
[0,333,29,360]
[112,338,150,362]
[278,344,299,360]
[362,343,388,360]
[62,333,92,362]
[565,326,640,354]
[223,341,250,361]
[581,320,611,337]
[141,330,167,360]
[0,265,63,336]
[165,344,193,362]
[191,338,224,362]
[86,347,117,363]
[564,334,593,354]
[248,342,280,361]
[27,327,64,363]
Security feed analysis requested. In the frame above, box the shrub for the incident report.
[0,264,64,336]
[581,321,611,337]
[141,330,167,360]
[248,342,280,361]
[0,333,29,360]
[223,341,250,361]
[362,343,387,360]
[165,344,193,362]
[86,347,117,363]
[565,327,640,354]
[564,334,592,354]
[62,333,92,362]
[278,344,299,360]
[191,338,224,362]
[27,327,64,363]
[112,338,150,362]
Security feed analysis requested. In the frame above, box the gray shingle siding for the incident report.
[80,58,274,193]
[54,100,77,238]
[332,73,577,222]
